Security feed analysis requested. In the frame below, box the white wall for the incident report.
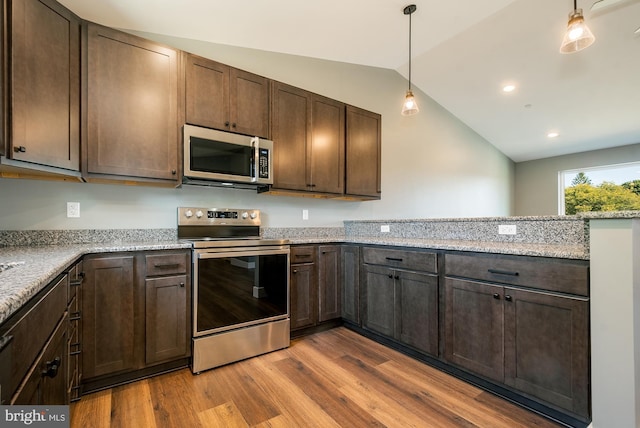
[0,33,513,230]
[589,219,640,427]
[514,143,640,216]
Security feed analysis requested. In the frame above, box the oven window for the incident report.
[190,137,253,176]
[196,253,288,333]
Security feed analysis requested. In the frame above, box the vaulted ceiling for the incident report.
[58,0,640,162]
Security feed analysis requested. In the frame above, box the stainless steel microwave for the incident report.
[183,124,273,187]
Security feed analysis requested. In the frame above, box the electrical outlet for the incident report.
[302,209,309,220]
[381,225,390,233]
[498,224,517,235]
[67,202,80,218]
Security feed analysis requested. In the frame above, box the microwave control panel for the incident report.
[259,148,269,179]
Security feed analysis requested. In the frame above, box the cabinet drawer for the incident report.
[444,253,589,296]
[362,247,437,273]
[291,246,316,264]
[145,253,188,276]
[12,317,68,405]
[2,275,67,401]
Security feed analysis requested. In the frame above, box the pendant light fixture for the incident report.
[401,4,419,116]
[560,0,596,54]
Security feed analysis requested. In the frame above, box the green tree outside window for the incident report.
[564,173,640,214]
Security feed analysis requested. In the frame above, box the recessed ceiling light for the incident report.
[547,132,559,138]
[502,84,516,93]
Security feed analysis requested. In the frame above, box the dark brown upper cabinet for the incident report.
[83,23,180,184]
[345,106,381,199]
[185,53,269,139]
[271,81,345,195]
[1,0,81,177]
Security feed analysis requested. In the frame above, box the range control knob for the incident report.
[185,210,193,218]
[241,212,249,219]
[249,211,258,219]
[195,210,204,218]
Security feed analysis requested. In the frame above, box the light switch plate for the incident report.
[302,209,309,220]
[381,225,390,233]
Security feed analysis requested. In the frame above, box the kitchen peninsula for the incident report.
[1,213,639,427]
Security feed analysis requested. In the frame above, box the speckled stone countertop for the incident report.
[0,240,191,325]
[3,213,637,326]
[281,236,587,259]
[264,216,591,260]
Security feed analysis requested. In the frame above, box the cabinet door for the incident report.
[310,96,345,194]
[504,288,590,417]
[230,68,270,138]
[185,54,230,132]
[318,246,341,322]
[290,264,316,330]
[85,24,179,181]
[145,275,189,365]
[10,0,80,170]
[398,271,438,356]
[271,82,310,191]
[341,245,360,324]
[345,106,381,199]
[82,255,136,379]
[444,278,504,382]
[363,265,395,337]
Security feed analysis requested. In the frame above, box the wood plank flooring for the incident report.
[70,327,561,427]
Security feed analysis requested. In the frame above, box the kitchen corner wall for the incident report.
[0,32,514,231]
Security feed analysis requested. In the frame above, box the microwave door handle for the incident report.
[251,137,259,182]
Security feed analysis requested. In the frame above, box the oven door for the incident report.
[193,246,289,337]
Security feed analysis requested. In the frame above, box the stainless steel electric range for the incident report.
[177,207,290,373]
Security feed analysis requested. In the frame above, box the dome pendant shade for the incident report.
[401,90,419,116]
[560,8,595,53]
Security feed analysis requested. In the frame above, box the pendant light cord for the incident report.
[408,10,412,91]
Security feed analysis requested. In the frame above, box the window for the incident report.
[559,162,640,215]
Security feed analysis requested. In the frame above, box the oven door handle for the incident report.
[196,247,290,259]
[251,137,259,183]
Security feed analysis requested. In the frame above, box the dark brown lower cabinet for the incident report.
[82,255,136,379]
[290,263,316,330]
[363,264,439,356]
[290,245,342,332]
[444,278,504,382]
[397,271,439,356]
[362,265,395,337]
[504,287,589,416]
[444,277,589,418]
[81,250,191,390]
[340,245,360,325]
[318,245,341,322]
[145,275,188,365]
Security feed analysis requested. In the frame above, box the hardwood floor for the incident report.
[70,327,561,427]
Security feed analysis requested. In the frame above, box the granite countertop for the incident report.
[0,241,191,325]
[286,236,587,259]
